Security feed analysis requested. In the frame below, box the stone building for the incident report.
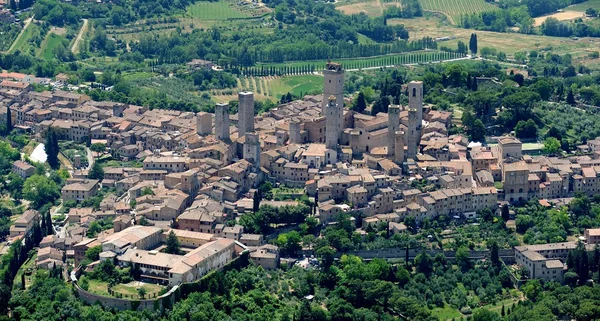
[238,91,254,137]
[214,102,230,141]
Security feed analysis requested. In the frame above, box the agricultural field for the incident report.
[390,16,600,56]
[336,0,383,17]
[533,11,587,27]
[568,0,600,12]
[254,50,466,74]
[419,0,498,24]
[186,0,269,21]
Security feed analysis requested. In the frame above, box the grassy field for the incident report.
[10,21,41,54]
[336,0,383,17]
[390,16,600,57]
[39,32,67,61]
[269,74,324,98]
[112,281,164,299]
[569,0,600,12]
[419,0,498,24]
[186,0,264,20]
[431,305,462,320]
[87,279,164,299]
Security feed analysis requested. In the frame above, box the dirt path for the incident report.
[375,0,384,15]
[4,17,33,54]
[71,19,88,54]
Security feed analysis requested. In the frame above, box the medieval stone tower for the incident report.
[214,102,230,141]
[408,81,424,126]
[243,132,260,168]
[196,112,212,136]
[395,131,405,164]
[322,62,344,116]
[289,120,301,144]
[387,105,401,156]
[325,95,342,151]
[407,108,419,160]
[238,91,255,137]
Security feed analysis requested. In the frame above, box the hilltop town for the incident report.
[3,60,600,294]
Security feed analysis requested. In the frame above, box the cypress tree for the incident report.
[469,33,478,55]
[5,106,12,134]
[46,127,60,169]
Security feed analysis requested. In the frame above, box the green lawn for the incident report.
[569,0,600,12]
[112,282,164,299]
[269,74,324,98]
[87,279,164,299]
[12,252,37,291]
[10,22,41,54]
[39,33,67,61]
[87,279,111,296]
[431,305,462,321]
[186,1,252,20]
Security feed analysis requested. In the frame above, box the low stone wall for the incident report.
[72,252,249,311]
[73,279,179,311]
[336,248,516,263]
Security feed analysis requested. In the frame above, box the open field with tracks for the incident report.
[336,0,384,17]
[419,0,497,24]
[568,0,600,12]
[533,11,587,26]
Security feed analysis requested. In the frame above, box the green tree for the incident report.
[137,287,147,299]
[87,162,104,180]
[514,119,538,139]
[85,245,102,261]
[165,231,181,254]
[472,309,500,321]
[543,137,561,155]
[489,241,500,266]
[89,143,105,153]
[45,128,60,169]
[469,119,486,142]
[414,250,433,276]
[522,279,542,301]
[567,88,576,105]
[276,231,302,256]
[371,95,390,115]
[456,246,471,271]
[22,175,60,209]
[501,204,510,222]
[351,91,367,114]
[5,107,12,134]
[469,33,478,55]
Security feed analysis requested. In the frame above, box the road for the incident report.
[4,17,33,54]
[85,147,94,170]
[71,19,88,54]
